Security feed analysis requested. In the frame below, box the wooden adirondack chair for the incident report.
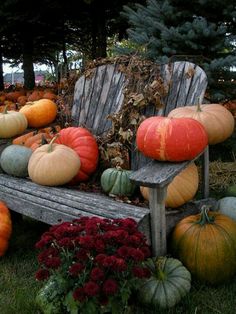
[0,57,212,257]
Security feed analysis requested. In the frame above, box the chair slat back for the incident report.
[72,60,208,169]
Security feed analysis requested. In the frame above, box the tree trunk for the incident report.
[0,47,4,90]
[90,2,107,59]
[22,36,35,90]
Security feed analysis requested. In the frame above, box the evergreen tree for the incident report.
[121,0,236,101]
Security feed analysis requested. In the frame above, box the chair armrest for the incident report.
[129,159,195,188]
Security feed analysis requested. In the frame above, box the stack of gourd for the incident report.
[0,99,99,186]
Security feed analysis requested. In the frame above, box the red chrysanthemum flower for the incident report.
[69,263,85,276]
[102,279,118,296]
[73,287,86,302]
[35,268,50,281]
[84,281,100,296]
[90,267,105,281]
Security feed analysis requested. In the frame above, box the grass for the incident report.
[1,217,236,314]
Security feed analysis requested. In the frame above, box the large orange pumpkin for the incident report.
[140,163,199,208]
[168,103,235,145]
[19,99,57,128]
[0,201,12,256]
[55,127,99,182]
[136,116,208,161]
[171,206,236,284]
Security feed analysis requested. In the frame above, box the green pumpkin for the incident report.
[217,197,236,221]
[100,167,136,196]
[0,145,32,177]
[139,257,191,309]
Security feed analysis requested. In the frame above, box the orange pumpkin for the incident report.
[171,206,236,284]
[140,163,199,208]
[19,99,57,128]
[0,201,12,257]
[136,116,208,161]
[168,103,235,145]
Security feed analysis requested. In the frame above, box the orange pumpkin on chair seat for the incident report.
[19,99,57,128]
[28,136,81,186]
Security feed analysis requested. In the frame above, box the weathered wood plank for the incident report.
[129,159,196,188]
[149,186,167,256]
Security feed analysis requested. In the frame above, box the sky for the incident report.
[3,63,49,75]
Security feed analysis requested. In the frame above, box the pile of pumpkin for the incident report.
[100,102,236,308]
[1,99,236,309]
[0,97,100,186]
[0,88,58,112]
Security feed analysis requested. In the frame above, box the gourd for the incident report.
[168,103,235,145]
[28,136,81,186]
[0,106,28,138]
[55,127,99,182]
[136,116,208,161]
[0,145,32,177]
[100,167,136,196]
[0,201,12,256]
[217,197,236,221]
[140,163,199,208]
[139,257,191,308]
[19,99,57,128]
[171,205,236,284]
[12,125,61,145]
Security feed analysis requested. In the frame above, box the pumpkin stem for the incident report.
[197,205,214,225]
[47,134,60,153]
[3,105,8,114]
[156,257,167,281]
[196,99,202,112]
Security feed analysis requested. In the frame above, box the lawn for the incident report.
[1,216,236,314]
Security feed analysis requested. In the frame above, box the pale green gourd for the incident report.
[100,167,136,196]
[139,257,191,309]
[0,145,32,177]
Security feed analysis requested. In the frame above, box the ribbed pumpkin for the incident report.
[0,201,12,256]
[140,163,199,208]
[55,127,99,183]
[28,136,81,186]
[171,206,236,284]
[19,99,57,128]
[136,116,208,161]
[139,257,191,308]
[101,167,136,196]
[0,106,28,138]
[168,103,235,145]
[0,145,32,177]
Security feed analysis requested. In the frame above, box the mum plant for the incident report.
[35,216,151,314]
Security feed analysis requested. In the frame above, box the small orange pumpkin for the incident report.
[19,99,57,128]
[0,201,12,256]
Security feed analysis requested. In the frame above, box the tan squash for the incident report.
[28,136,81,186]
[0,106,28,138]
[168,103,235,145]
[140,163,199,208]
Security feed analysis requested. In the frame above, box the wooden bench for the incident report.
[0,58,214,256]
